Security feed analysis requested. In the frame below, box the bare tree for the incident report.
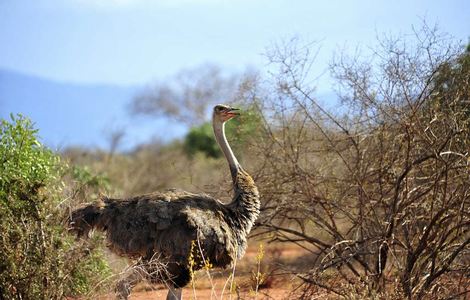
[131,64,245,126]
[104,127,126,164]
[249,24,469,299]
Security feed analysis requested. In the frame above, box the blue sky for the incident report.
[1,0,468,87]
[0,0,469,150]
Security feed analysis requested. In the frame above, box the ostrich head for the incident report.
[212,104,240,123]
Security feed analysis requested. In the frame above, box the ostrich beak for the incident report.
[225,107,240,117]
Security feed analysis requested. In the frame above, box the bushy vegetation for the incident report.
[0,115,111,299]
[252,27,470,299]
[184,122,222,158]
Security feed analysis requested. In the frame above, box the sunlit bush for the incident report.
[0,115,111,299]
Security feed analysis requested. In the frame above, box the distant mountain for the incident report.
[0,69,185,150]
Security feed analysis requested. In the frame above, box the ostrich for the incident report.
[69,104,260,300]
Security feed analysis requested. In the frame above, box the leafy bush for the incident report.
[0,115,110,299]
[184,122,222,158]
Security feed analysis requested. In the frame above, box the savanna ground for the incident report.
[80,241,470,299]
[92,242,309,300]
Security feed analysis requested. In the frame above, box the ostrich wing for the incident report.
[96,190,236,265]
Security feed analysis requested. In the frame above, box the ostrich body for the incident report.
[69,105,260,300]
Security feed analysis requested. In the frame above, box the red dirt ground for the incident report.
[92,242,312,299]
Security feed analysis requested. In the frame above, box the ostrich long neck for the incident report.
[213,120,239,182]
[213,118,260,243]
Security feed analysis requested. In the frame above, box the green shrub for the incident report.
[184,122,222,158]
[183,107,263,158]
[0,115,110,299]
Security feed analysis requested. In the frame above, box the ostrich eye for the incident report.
[216,106,225,112]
